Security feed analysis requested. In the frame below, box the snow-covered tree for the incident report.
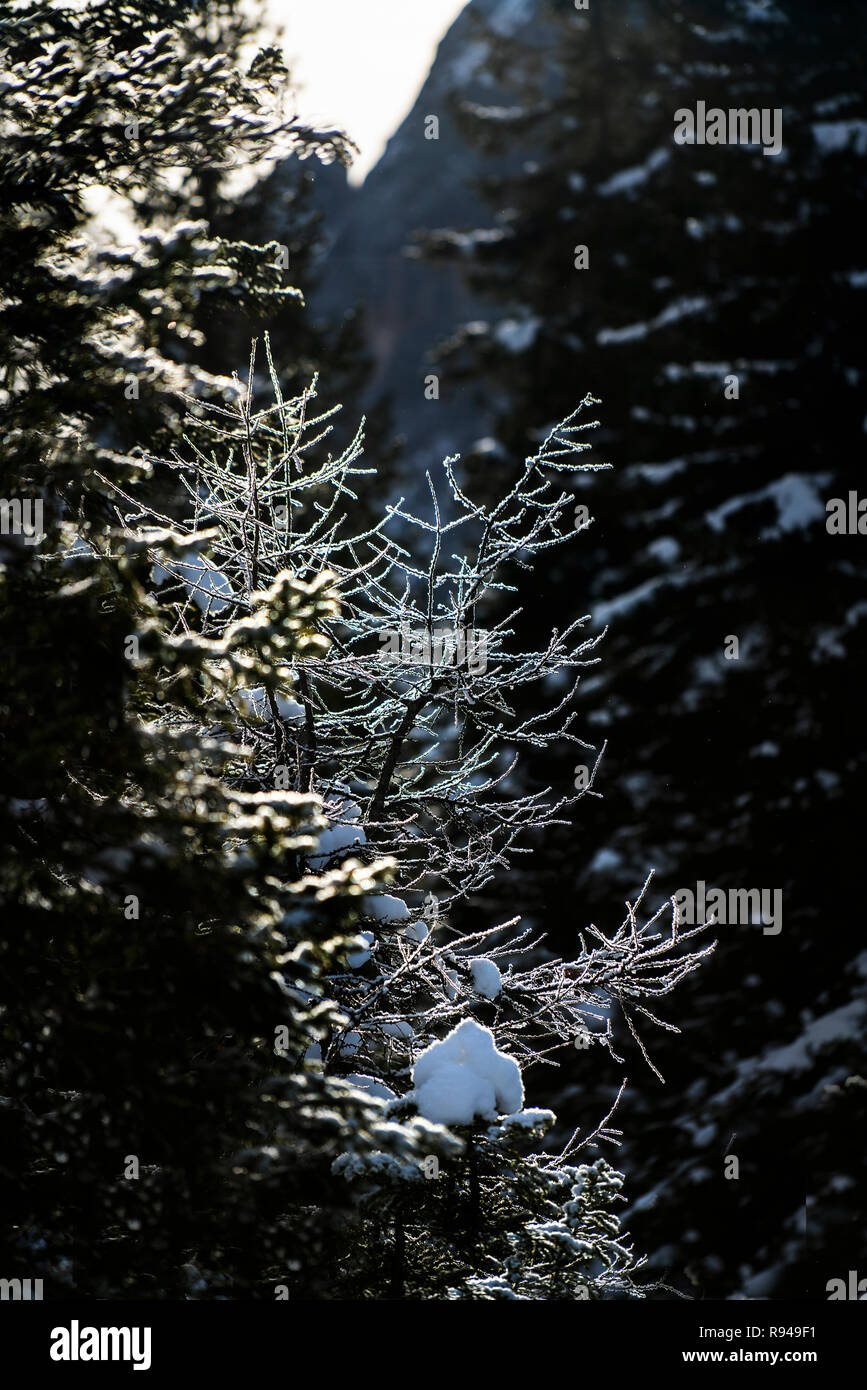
[123,336,713,1297]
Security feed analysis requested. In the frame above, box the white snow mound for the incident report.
[347,932,374,969]
[308,819,366,870]
[412,1019,523,1126]
[364,893,409,923]
[469,957,502,999]
[344,1073,397,1103]
[403,920,429,944]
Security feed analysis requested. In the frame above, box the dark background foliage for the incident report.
[297,0,867,1299]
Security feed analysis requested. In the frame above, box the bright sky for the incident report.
[268,1,468,183]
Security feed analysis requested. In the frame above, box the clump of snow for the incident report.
[364,893,409,923]
[593,569,694,627]
[705,472,830,538]
[741,0,787,21]
[347,932,374,969]
[597,146,669,198]
[462,102,527,124]
[812,120,867,156]
[493,315,540,354]
[647,536,681,564]
[597,295,709,347]
[637,458,687,483]
[751,740,780,758]
[588,846,623,875]
[308,809,367,869]
[403,920,429,944]
[470,437,508,461]
[412,1019,523,1126]
[381,1020,415,1047]
[489,1108,555,1139]
[469,957,502,999]
[344,1073,397,1103]
[333,1151,422,1183]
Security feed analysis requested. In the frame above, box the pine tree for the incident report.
[1,515,454,1297]
[0,0,350,511]
[0,0,439,1300]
